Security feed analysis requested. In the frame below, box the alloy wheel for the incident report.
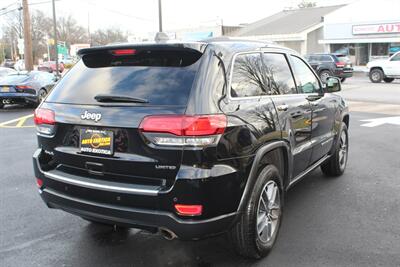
[256,180,281,243]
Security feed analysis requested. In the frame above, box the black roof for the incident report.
[77,38,292,57]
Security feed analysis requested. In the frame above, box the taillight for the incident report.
[336,62,345,68]
[16,85,32,90]
[139,115,227,147]
[174,204,203,216]
[111,49,136,56]
[34,108,55,135]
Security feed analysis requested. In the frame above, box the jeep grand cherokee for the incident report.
[33,39,349,259]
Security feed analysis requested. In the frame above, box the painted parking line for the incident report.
[0,114,34,128]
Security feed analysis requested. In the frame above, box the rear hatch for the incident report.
[39,44,204,189]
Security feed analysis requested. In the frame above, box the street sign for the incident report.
[17,38,24,54]
[360,116,400,127]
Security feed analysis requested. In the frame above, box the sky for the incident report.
[1,0,355,36]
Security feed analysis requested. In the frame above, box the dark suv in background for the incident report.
[33,39,349,259]
[305,53,353,83]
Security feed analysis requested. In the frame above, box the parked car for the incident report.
[367,51,400,83]
[1,59,15,68]
[14,59,25,71]
[305,53,353,83]
[0,67,17,78]
[0,71,57,108]
[38,61,65,73]
[33,40,349,259]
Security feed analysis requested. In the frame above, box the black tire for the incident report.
[0,103,4,109]
[319,70,332,83]
[340,78,346,83]
[383,78,394,83]
[321,122,348,177]
[369,69,383,83]
[229,165,283,259]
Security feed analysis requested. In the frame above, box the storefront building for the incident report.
[320,0,400,65]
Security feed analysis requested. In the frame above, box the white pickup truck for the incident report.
[367,51,400,83]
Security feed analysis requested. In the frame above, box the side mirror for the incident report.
[325,76,341,93]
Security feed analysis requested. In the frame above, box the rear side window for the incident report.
[321,55,333,62]
[230,53,265,97]
[262,53,296,95]
[46,48,202,106]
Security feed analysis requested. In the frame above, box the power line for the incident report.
[0,1,18,11]
[0,7,20,16]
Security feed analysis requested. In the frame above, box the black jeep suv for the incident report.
[305,53,353,83]
[33,39,349,259]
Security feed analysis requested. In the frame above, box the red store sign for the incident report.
[352,22,400,35]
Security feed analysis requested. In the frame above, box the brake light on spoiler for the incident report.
[139,115,227,147]
[111,49,136,56]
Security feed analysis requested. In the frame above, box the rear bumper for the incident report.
[0,92,37,104]
[40,187,235,240]
[33,149,239,240]
[334,69,353,78]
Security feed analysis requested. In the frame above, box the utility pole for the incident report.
[22,0,33,70]
[51,0,59,76]
[158,0,162,32]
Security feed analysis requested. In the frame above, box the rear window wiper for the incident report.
[94,94,149,103]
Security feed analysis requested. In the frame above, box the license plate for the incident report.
[1,86,10,92]
[80,129,114,155]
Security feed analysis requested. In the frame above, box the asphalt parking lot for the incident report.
[1,75,399,267]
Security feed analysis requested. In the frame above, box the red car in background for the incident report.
[38,61,64,73]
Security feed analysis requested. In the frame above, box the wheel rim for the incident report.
[256,180,281,243]
[371,71,380,81]
[320,72,330,83]
[338,130,348,170]
[39,90,46,102]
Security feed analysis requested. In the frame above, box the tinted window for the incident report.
[321,55,333,62]
[231,53,266,97]
[46,59,200,106]
[336,55,351,63]
[262,53,296,95]
[391,53,400,61]
[290,56,320,94]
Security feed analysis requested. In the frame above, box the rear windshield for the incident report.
[46,49,202,106]
[336,55,350,63]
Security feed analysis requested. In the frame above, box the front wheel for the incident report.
[229,165,283,259]
[321,122,348,177]
[369,69,383,83]
[383,78,394,83]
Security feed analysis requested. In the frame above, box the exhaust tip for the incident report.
[159,227,177,240]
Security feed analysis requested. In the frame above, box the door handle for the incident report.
[276,104,289,111]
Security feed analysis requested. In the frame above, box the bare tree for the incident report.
[91,28,128,46]
[57,15,89,47]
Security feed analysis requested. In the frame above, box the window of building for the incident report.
[371,43,389,56]
[290,55,320,94]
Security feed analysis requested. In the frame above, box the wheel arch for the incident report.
[235,141,292,216]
